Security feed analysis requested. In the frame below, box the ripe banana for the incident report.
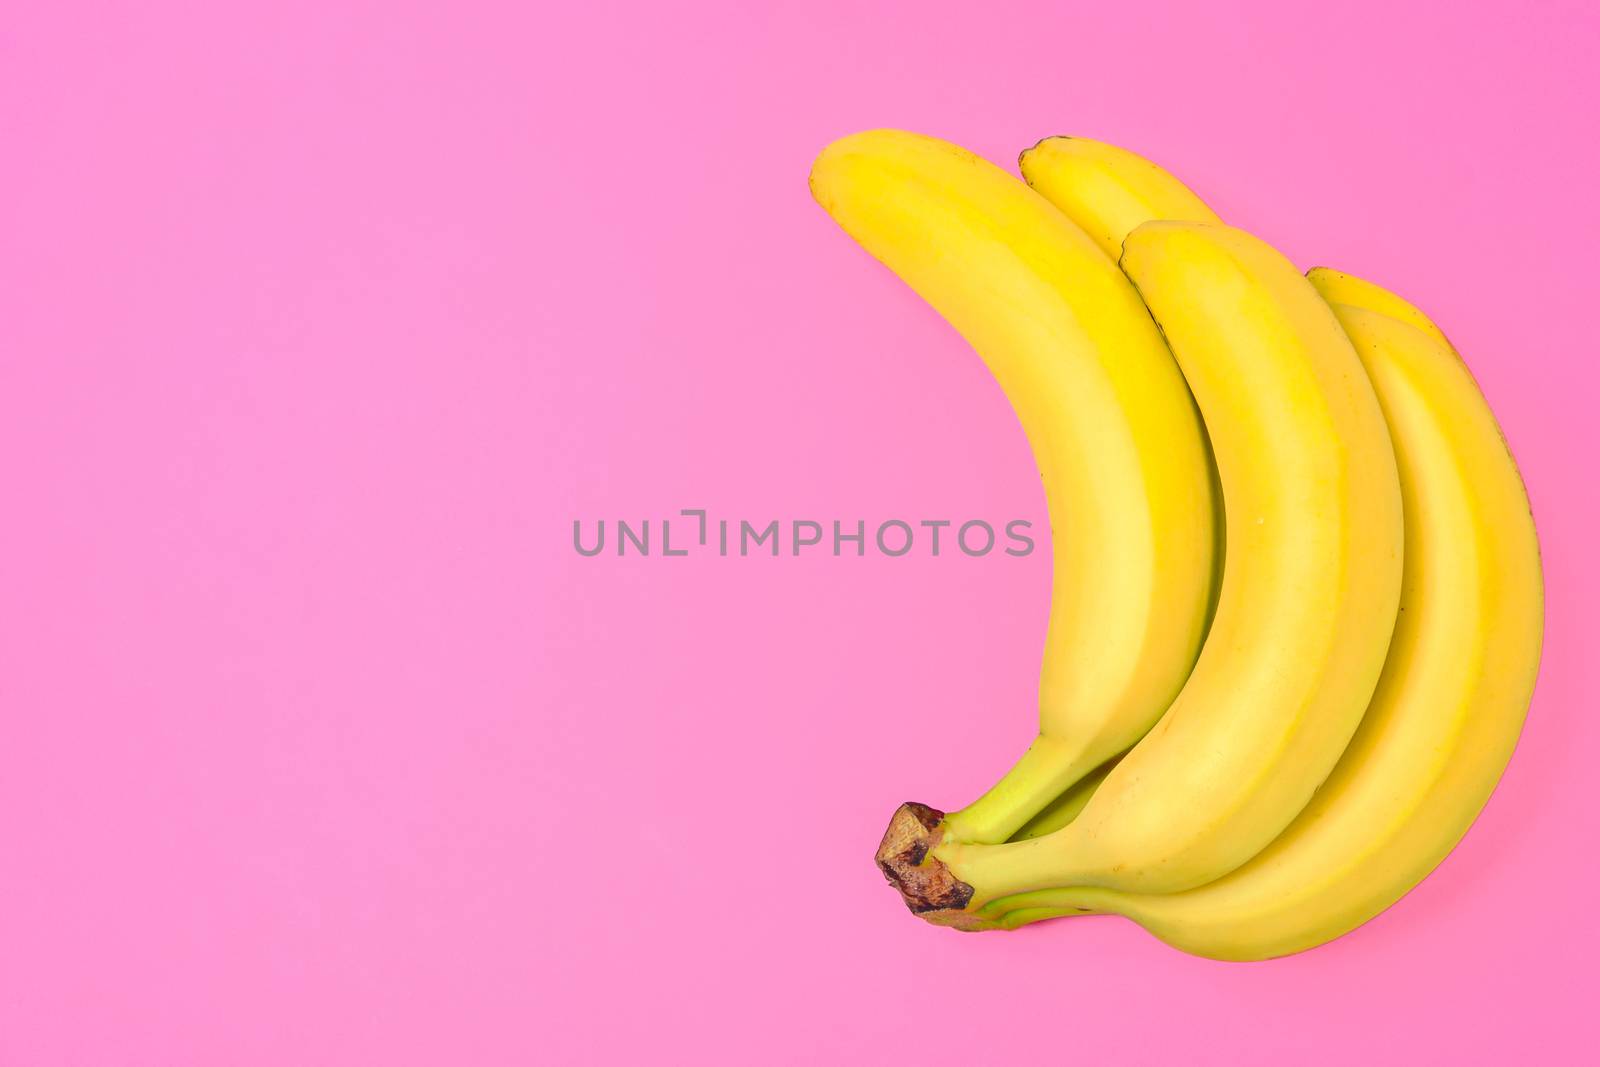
[977,289,1543,960]
[1009,136,1220,832]
[810,130,1218,850]
[1018,136,1220,258]
[881,221,1403,913]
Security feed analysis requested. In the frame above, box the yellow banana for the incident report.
[1008,137,1221,831]
[881,222,1402,913]
[810,130,1218,854]
[1018,136,1220,258]
[980,289,1543,960]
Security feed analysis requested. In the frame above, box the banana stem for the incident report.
[1008,756,1120,841]
[931,832,1101,908]
[995,905,1096,930]
[943,735,1106,843]
[997,907,1067,930]
[979,884,1116,918]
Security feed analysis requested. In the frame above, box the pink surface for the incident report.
[3,1,1598,1063]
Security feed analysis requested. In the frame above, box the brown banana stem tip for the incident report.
[874,802,983,928]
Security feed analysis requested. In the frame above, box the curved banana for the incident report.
[980,291,1543,960]
[885,222,1403,911]
[1018,136,1220,258]
[811,130,1217,849]
[1009,136,1221,830]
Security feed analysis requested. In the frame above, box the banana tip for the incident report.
[1017,134,1073,174]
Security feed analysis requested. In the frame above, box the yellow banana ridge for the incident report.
[810,130,1218,852]
[979,287,1543,960]
[907,222,1403,909]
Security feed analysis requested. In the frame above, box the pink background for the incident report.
[3,1,1598,1063]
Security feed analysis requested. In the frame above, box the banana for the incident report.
[1018,136,1220,258]
[1009,137,1221,831]
[978,290,1543,960]
[810,130,1218,851]
[882,221,1403,913]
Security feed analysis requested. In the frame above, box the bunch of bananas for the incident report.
[811,129,1543,962]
